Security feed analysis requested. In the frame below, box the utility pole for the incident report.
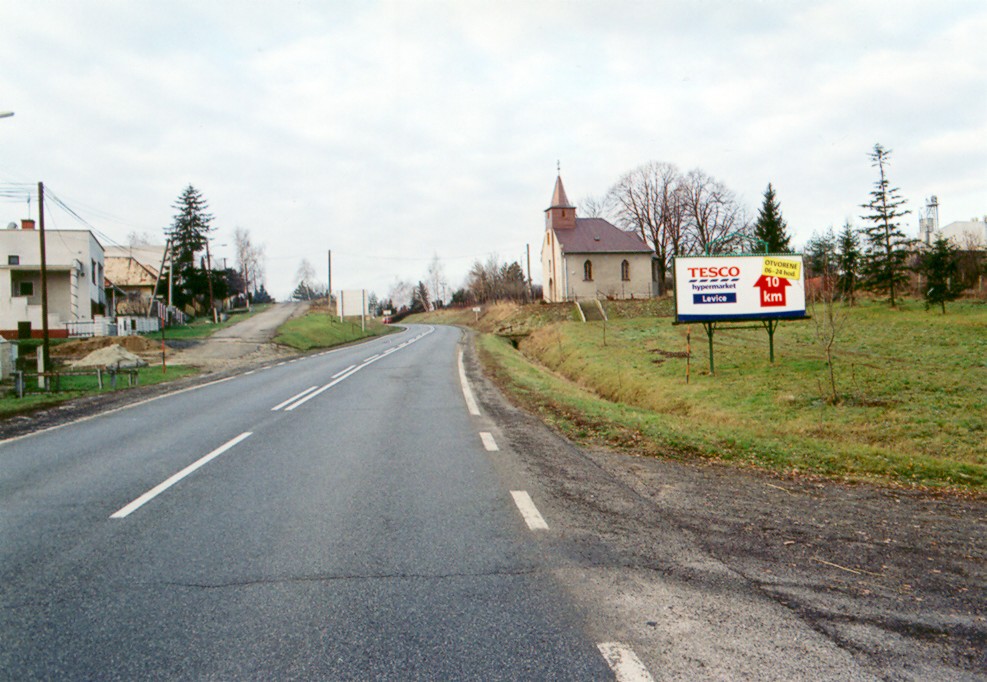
[204,239,216,321]
[37,182,51,389]
[150,238,171,317]
[327,249,332,319]
[526,243,532,301]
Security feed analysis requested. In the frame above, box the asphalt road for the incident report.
[0,325,612,680]
[4,322,982,680]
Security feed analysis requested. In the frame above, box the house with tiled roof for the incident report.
[540,174,657,302]
[103,245,167,314]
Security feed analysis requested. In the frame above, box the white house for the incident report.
[0,219,107,338]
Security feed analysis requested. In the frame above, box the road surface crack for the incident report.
[160,566,544,590]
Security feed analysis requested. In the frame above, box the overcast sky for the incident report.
[1,1,984,301]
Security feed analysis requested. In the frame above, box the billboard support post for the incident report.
[702,322,716,374]
[674,254,808,375]
[763,319,780,363]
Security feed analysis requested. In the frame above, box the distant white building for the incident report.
[0,219,107,338]
[937,218,987,249]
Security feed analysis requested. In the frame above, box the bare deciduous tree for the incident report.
[680,168,745,254]
[578,194,611,219]
[463,255,528,304]
[388,279,413,312]
[606,161,685,295]
[127,230,154,247]
[234,227,265,297]
[425,253,447,310]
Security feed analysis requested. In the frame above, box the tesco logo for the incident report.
[688,266,740,278]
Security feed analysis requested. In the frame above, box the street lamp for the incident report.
[0,112,14,119]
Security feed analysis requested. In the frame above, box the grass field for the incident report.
[0,365,200,418]
[273,313,395,350]
[414,298,986,491]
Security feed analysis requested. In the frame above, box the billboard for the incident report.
[674,255,806,323]
[336,289,368,317]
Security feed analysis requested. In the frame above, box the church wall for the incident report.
[560,252,655,301]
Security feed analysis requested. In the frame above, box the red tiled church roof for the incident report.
[550,175,574,209]
[555,218,653,254]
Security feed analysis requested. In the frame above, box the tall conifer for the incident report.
[920,235,963,313]
[168,185,214,308]
[836,222,861,305]
[753,183,792,253]
[859,145,911,307]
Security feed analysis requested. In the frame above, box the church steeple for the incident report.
[546,172,576,231]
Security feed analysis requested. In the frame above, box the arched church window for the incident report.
[583,260,593,281]
[621,260,630,281]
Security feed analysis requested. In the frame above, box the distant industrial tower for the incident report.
[918,195,939,245]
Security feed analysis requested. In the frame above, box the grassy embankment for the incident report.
[412,299,986,491]
[273,312,396,350]
[0,365,200,417]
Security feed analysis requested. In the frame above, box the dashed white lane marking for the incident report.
[331,364,356,379]
[597,643,654,682]
[271,386,319,411]
[284,326,434,411]
[479,432,499,451]
[458,349,481,416]
[510,490,549,530]
[110,432,253,519]
[284,365,361,410]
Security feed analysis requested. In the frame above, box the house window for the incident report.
[19,281,33,297]
[621,260,630,281]
[583,260,593,281]
[8,255,19,265]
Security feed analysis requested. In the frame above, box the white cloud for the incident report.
[0,0,984,299]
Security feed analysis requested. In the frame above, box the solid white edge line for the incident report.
[331,364,357,379]
[479,432,499,451]
[458,349,481,416]
[510,490,549,530]
[110,432,253,519]
[270,385,319,411]
[597,643,654,682]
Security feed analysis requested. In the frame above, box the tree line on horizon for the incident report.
[589,145,972,312]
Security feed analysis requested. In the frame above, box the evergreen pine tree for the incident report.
[835,222,862,305]
[859,145,912,307]
[753,183,792,253]
[920,235,963,313]
[168,185,214,309]
[804,228,837,282]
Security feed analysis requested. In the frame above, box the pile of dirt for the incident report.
[70,344,148,369]
[52,335,159,358]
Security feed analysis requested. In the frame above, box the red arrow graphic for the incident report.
[754,275,791,307]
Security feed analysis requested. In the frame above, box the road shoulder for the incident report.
[459,328,986,679]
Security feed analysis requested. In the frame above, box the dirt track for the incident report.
[165,301,310,369]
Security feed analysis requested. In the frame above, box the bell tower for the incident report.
[545,172,576,231]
